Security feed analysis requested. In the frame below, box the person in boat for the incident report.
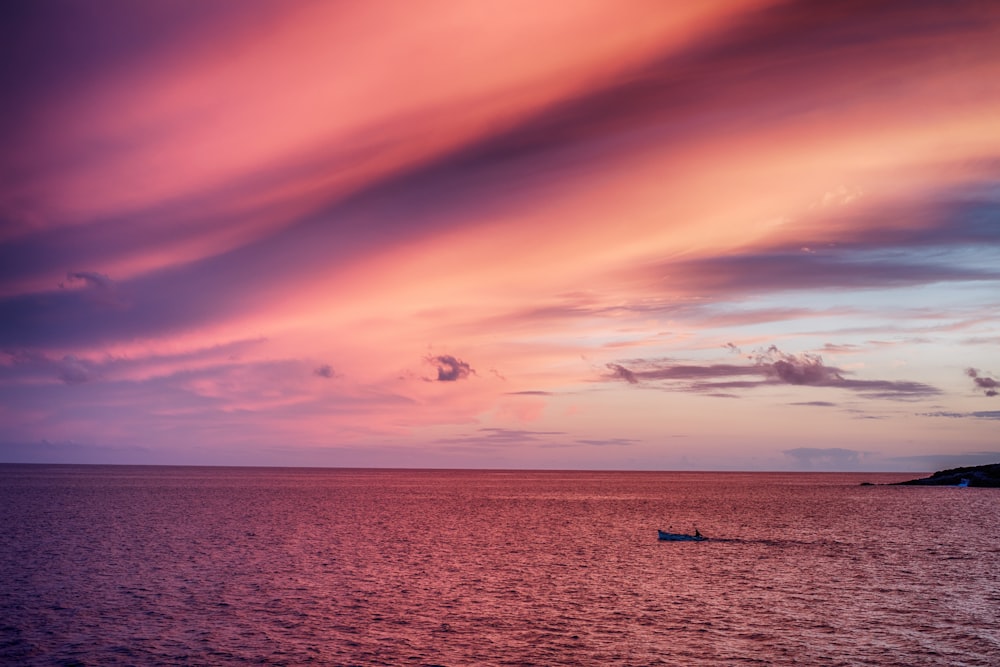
[694,528,702,538]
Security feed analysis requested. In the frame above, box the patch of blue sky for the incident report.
[703,282,994,341]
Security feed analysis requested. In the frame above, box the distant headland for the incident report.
[894,463,1000,488]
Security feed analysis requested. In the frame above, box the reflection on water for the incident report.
[2,466,998,665]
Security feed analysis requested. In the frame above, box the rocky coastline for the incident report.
[894,463,1000,488]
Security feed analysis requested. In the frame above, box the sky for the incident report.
[1,0,999,471]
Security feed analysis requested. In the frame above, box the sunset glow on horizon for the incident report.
[2,0,999,470]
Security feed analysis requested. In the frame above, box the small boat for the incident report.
[957,478,970,488]
[658,529,706,542]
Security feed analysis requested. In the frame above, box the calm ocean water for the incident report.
[1,466,997,666]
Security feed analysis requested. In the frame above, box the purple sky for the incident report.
[2,0,999,470]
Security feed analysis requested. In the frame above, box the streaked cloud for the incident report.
[604,345,940,400]
[919,411,1000,421]
[1,0,998,468]
[436,427,567,448]
[576,438,638,447]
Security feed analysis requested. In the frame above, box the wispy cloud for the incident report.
[919,410,1000,420]
[436,427,566,448]
[630,195,1000,302]
[54,355,100,385]
[605,345,940,400]
[966,367,999,397]
[576,437,638,447]
[56,270,129,309]
[650,249,999,297]
[61,271,116,292]
[606,364,639,385]
[3,350,101,385]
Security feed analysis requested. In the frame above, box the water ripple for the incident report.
[1,466,997,665]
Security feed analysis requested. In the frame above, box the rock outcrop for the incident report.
[896,463,1000,488]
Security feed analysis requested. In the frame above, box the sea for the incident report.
[1,466,997,666]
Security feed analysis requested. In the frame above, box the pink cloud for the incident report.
[2,1,998,466]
